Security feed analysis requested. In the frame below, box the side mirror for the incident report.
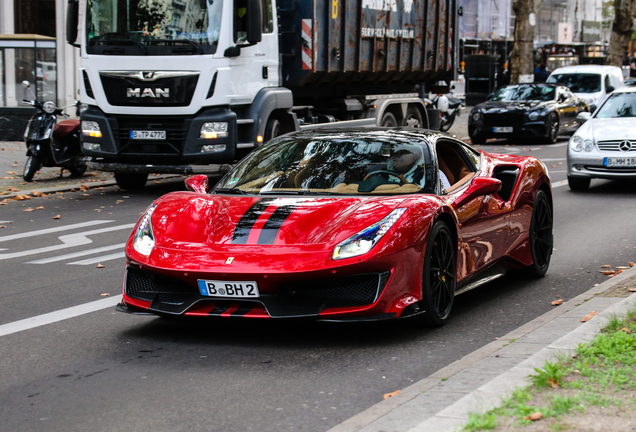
[454,177,502,208]
[246,0,263,44]
[576,112,592,123]
[66,0,80,47]
[185,175,210,194]
[606,85,615,93]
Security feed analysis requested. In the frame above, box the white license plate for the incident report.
[604,157,636,167]
[197,280,260,298]
[130,130,166,140]
[493,127,513,133]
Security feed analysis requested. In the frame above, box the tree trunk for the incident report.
[607,0,636,66]
[510,0,536,83]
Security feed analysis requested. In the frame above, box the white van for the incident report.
[546,65,624,113]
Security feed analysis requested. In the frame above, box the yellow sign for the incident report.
[332,0,338,19]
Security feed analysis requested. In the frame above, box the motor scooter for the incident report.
[21,81,86,182]
[423,86,465,132]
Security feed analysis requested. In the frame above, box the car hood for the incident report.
[476,100,551,112]
[578,118,636,141]
[147,192,409,249]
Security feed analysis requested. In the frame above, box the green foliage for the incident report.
[531,361,566,388]
[464,412,497,431]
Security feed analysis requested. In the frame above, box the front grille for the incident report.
[278,273,388,309]
[125,267,198,304]
[111,115,189,155]
[482,113,525,127]
[596,140,636,152]
[99,73,198,107]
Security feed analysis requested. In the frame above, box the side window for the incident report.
[436,140,478,191]
[262,0,273,33]
[234,0,247,43]
[604,74,611,91]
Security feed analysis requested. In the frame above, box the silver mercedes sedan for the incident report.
[568,87,636,190]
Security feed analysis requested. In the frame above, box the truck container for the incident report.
[66,0,456,189]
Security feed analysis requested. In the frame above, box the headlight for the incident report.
[528,111,540,121]
[201,122,228,139]
[81,121,102,138]
[471,111,481,122]
[584,140,594,152]
[42,101,56,114]
[569,135,584,152]
[132,204,157,256]
[332,208,406,260]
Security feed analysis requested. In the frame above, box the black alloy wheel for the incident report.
[417,222,456,327]
[544,113,560,144]
[567,175,590,191]
[525,190,553,277]
[380,112,398,127]
[23,155,41,182]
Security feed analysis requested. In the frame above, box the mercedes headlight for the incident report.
[584,140,594,152]
[332,208,406,260]
[42,101,56,114]
[132,204,157,256]
[528,111,540,121]
[569,135,584,152]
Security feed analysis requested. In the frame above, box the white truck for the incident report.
[66,0,456,189]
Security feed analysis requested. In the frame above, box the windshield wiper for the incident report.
[148,39,203,54]
[212,187,249,195]
[97,39,148,55]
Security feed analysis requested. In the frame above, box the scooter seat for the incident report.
[53,119,80,139]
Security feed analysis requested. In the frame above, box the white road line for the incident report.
[553,180,568,188]
[68,252,126,265]
[0,221,11,224]
[541,158,567,161]
[0,295,123,338]
[0,220,113,243]
[0,223,135,261]
[27,243,127,264]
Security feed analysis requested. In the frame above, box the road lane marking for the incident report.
[0,223,135,261]
[0,295,123,337]
[68,252,126,265]
[541,158,566,161]
[27,243,127,264]
[0,220,113,243]
[552,180,567,188]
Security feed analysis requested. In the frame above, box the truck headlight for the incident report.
[201,122,228,139]
[569,135,584,152]
[42,101,56,114]
[132,204,157,256]
[332,208,406,260]
[81,121,102,138]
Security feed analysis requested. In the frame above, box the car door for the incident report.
[437,140,509,282]
[557,87,578,131]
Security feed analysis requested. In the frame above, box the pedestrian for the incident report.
[497,65,510,88]
[630,61,636,78]
[534,63,549,83]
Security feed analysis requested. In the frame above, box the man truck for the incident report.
[66,0,457,189]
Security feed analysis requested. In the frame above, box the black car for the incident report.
[468,83,589,144]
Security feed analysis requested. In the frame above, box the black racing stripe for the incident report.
[257,205,297,245]
[209,302,231,316]
[230,303,255,317]
[231,199,275,244]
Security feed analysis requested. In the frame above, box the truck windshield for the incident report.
[546,74,601,93]
[86,0,222,55]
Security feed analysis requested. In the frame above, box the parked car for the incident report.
[468,83,588,145]
[547,64,624,113]
[567,86,636,190]
[117,128,553,327]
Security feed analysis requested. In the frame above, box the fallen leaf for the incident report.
[383,390,401,400]
[551,299,564,306]
[22,208,34,212]
[6,171,17,175]
[13,194,31,201]
[97,263,105,268]
[115,200,123,204]
[550,165,556,168]
[602,270,616,275]
[617,266,630,269]
[630,262,635,267]
[581,311,597,322]
[94,209,101,212]
[35,206,44,210]
[620,327,631,333]
[82,194,90,197]
[53,215,61,219]
[0,226,5,228]
[99,293,110,296]
[628,288,636,292]
[6,186,18,192]
[31,191,46,197]
[601,264,611,268]
[523,412,543,421]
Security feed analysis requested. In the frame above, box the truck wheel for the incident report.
[69,164,87,178]
[264,118,282,142]
[23,155,41,182]
[403,106,423,128]
[115,173,148,190]
[380,112,398,127]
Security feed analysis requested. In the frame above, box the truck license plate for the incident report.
[492,127,513,133]
[604,157,636,168]
[130,130,166,140]
[197,280,260,298]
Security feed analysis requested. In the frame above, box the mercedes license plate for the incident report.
[197,280,260,298]
[130,130,166,140]
[604,157,636,168]
[492,127,513,133]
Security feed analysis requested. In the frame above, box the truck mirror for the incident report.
[246,0,263,44]
[66,0,80,47]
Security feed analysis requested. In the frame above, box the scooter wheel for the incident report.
[23,155,41,182]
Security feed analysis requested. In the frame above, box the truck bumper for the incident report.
[87,161,232,175]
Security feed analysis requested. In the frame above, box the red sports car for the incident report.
[118,128,553,326]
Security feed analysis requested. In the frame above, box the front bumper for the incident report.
[568,154,636,179]
[469,121,549,140]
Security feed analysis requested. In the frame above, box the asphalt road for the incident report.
[1,136,636,432]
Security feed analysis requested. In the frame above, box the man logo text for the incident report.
[127,88,170,98]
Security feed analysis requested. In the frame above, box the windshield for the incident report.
[546,73,601,93]
[595,93,636,118]
[214,133,434,195]
[86,0,221,55]
[492,85,556,102]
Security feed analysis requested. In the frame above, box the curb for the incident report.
[328,267,636,432]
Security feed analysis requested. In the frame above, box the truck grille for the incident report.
[99,73,198,107]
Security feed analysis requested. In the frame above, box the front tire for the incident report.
[567,175,590,191]
[264,117,282,142]
[417,222,456,327]
[524,190,553,278]
[439,112,454,132]
[23,155,41,182]
[115,173,148,190]
[544,113,560,144]
[380,112,398,127]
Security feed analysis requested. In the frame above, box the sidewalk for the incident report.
[329,268,636,432]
